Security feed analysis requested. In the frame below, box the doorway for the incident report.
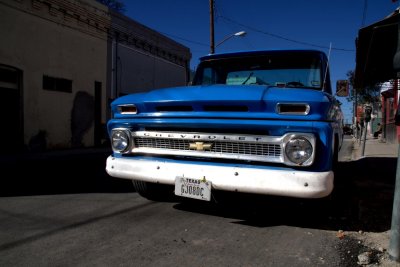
[0,65,22,153]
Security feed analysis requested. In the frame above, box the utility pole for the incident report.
[389,143,400,262]
[115,31,119,98]
[389,78,400,262]
[209,0,215,54]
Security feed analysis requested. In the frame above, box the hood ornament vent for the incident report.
[276,103,310,115]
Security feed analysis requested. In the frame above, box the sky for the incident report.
[123,0,398,124]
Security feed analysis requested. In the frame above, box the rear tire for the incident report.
[132,180,175,201]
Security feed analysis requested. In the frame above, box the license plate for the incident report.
[175,177,212,201]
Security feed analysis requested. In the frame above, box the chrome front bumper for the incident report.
[106,156,334,199]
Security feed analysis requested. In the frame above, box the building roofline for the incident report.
[109,10,191,62]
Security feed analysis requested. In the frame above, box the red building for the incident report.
[380,80,399,142]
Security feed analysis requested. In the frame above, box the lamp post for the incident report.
[215,31,247,48]
[209,1,246,54]
[209,0,215,54]
[210,31,247,54]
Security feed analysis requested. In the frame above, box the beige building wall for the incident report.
[0,0,109,149]
[0,0,191,151]
[109,10,191,97]
[118,44,188,95]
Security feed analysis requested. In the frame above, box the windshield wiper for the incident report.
[241,72,254,85]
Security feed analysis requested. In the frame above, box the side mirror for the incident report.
[336,80,349,97]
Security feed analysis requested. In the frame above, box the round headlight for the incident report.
[111,130,130,152]
[285,137,313,165]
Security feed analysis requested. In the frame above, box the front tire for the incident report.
[332,135,339,174]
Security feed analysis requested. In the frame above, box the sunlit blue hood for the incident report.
[111,85,335,121]
[117,85,268,102]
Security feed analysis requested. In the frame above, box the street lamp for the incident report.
[216,31,247,48]
[210,31,247,54]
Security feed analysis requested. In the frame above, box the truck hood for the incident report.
[112,85,335,121]
[118,85,268,102]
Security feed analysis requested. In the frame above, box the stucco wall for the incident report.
[0,0,190,150]
[118,44,187,95]
[0,0,109,149]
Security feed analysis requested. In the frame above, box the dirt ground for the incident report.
[335,156,400,266]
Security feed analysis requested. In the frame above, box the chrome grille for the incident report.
[135,137,281,157]
[135,138,190,151]
[115,130,316,166]
[131,130,283,163]
[212,142,281,156]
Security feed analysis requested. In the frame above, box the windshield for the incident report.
[193,53,324,90]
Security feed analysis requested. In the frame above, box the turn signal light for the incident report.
[276,103,310,115]
[118,104,138,114]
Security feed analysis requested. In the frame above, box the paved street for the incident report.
[0,193,347,267]
[0,137,399,266]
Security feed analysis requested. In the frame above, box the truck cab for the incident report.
[106,50,344,201]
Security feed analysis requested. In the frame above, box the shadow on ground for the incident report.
[1,150,397,233]
[0,150,133,197]
[173,157,397,233]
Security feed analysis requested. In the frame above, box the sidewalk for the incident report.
[349,136,400,266]
[352,136,399,160]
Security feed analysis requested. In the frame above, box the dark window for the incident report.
[0,67,19,84]
[43,75,72,93]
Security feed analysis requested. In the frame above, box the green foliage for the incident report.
[96,0,125,13]
[346,70,381,105]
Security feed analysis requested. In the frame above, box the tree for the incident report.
[346,70,381,105]
[96,0,125,13]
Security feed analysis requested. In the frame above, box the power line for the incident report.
[218,15,355,52]
[159,31,209,47]
[214,1,255,50]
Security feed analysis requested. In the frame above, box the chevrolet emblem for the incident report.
[189,142,213,151]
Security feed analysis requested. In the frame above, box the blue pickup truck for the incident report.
[106,50,344,201]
